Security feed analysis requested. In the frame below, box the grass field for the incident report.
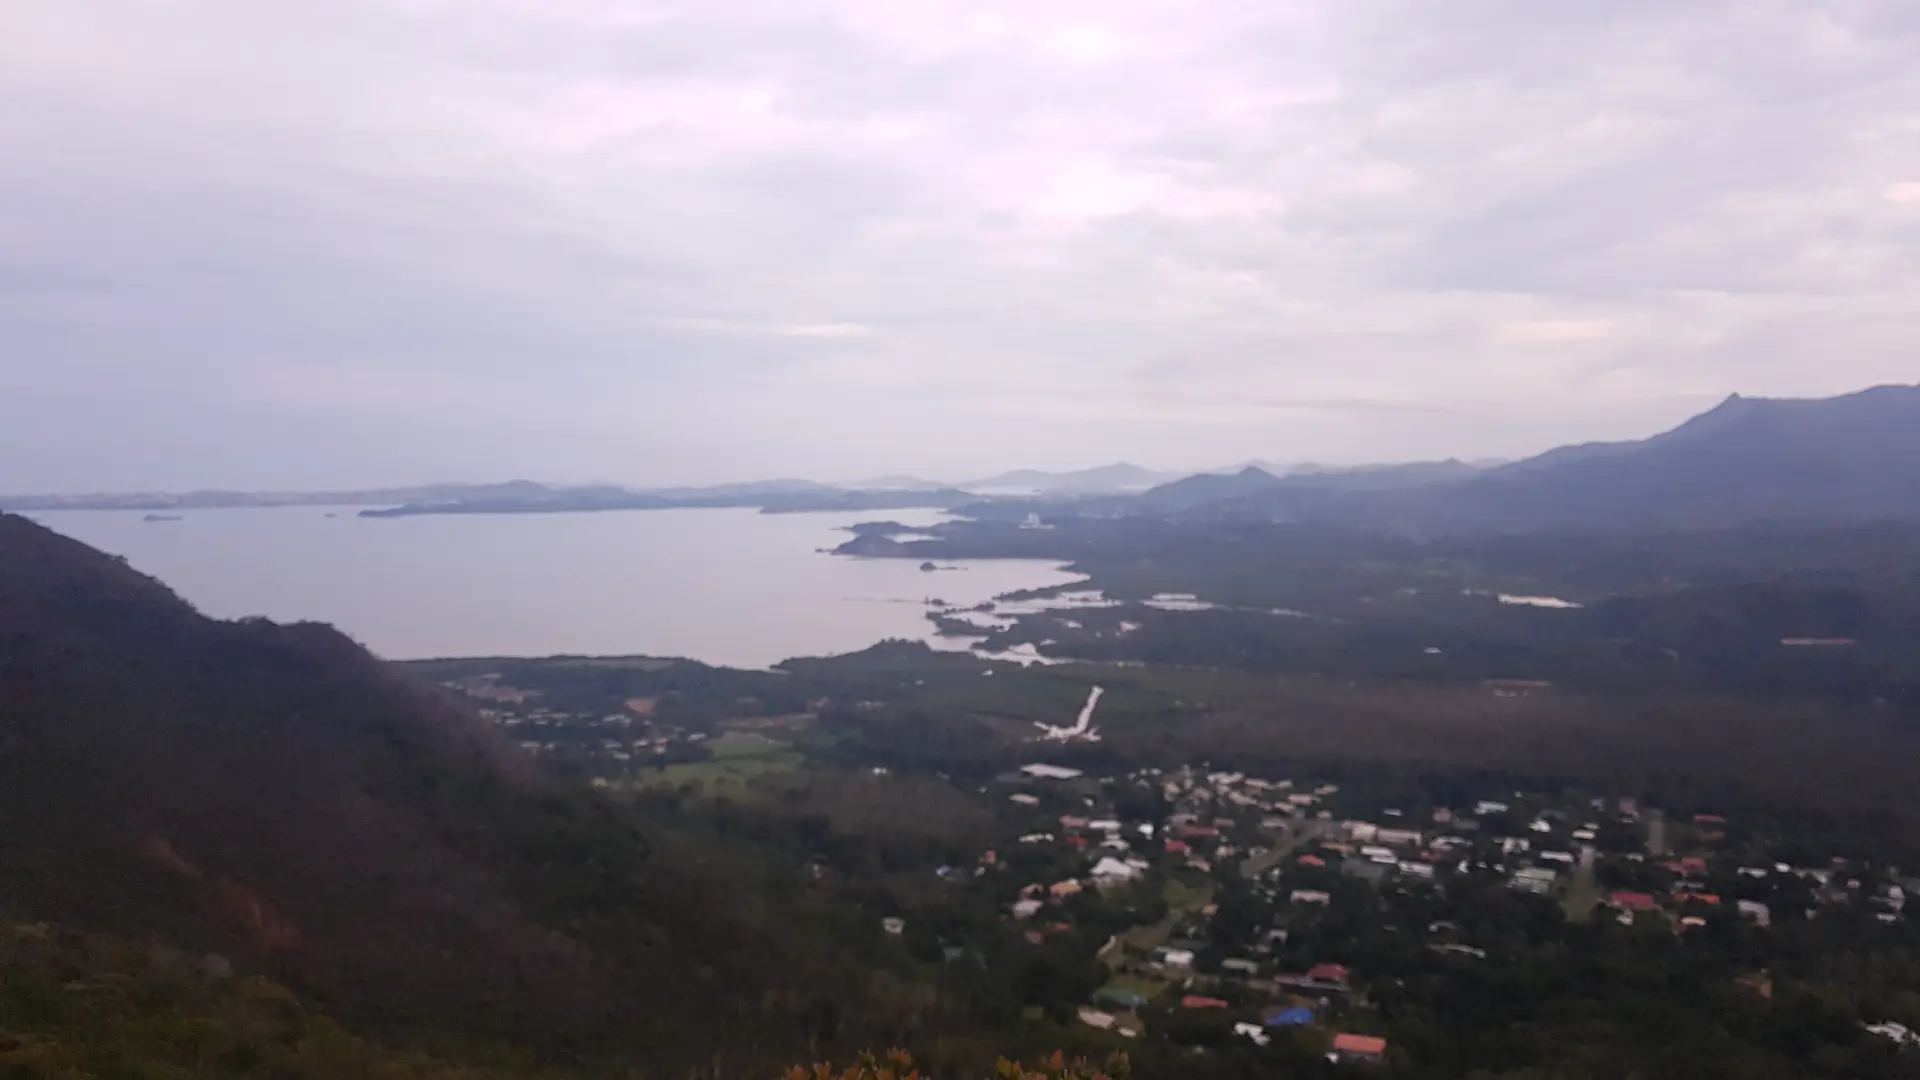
[1099,973,1172,1001]
[633,734,803,790]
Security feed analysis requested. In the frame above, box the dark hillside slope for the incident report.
[0,513,918,1069]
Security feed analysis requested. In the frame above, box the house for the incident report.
[1510,867,1559,895]
[1399,861,1436,879]
[882,917,905,935]
[1011,899,1043,919]
[1475,801,1510,815]
[1305,963,1351,990]
[1050,880,1083,898]
[1298,854,1326,868]
[1164,839,1192,855]
[1266,1006,1315,1028]
[1022,764,1083,780]
[1060,815,1091,830]
[1331,1033,1387,1065]
[1738,900,1771,926]
[1221,958,1259,975]
[1376,828,1423,847]
[1181,995,1230,1009]
[1231,1022,1271,1047]
[1091,857,1141,883]
[1609,891,1661,912]
[1291,889,1332,906]
[1343,860,1390,884]
[1157,947,1195,968]
[1009,793,1040,806]
[1078,1008,1116,1030]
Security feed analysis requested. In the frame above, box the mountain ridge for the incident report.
[1130,384,1920,530]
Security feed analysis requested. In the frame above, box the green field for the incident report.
[633,734,804,790]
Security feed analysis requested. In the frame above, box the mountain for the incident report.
[966,463,1178,494]
[0,480,559,511]
[1136,460,1484,515]
[854,474,953,491]
[1442,385,1920,529]
[1134,386,1920,530]
[1136,466,1285,511]
[0,513,919,1069]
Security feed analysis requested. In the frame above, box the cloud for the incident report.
[1498,320,1616,345]
[1,0,1917,488]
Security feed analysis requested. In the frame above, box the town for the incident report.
[423,658,1920,1070]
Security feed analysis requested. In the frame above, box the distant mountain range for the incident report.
[1135,385,1920,530]
[964,462,1179,494]
[14,386,1918,529]
[3,464,1180,514]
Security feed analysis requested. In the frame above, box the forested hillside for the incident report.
[0,513,926,1075]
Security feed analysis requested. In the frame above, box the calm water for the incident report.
[26,507,1079,667]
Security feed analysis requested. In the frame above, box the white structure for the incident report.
[1510,867,1559,895]
[1021,764,1083,780]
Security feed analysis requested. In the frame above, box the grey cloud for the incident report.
[1,0,1916,489]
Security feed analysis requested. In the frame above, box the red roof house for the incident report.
[1181,995,1229,1009]
[1331,1033,1387,1063]
[1305,963,1352,988]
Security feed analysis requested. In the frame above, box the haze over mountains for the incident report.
[9,385,1919,530]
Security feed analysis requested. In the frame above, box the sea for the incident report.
[24,506,1080,668]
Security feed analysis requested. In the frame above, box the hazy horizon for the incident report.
[6,3,1918,491]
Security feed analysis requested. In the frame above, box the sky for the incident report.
[3,1,1918,491]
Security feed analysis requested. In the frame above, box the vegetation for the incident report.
[10,501,1920,1079]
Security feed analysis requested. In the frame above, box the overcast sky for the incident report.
[3,1,1918,491]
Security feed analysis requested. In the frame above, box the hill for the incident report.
[967,463,1177,494]
[1445,385,1920,528]
[0,513,923,1072]
[1134,386,1920,530]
